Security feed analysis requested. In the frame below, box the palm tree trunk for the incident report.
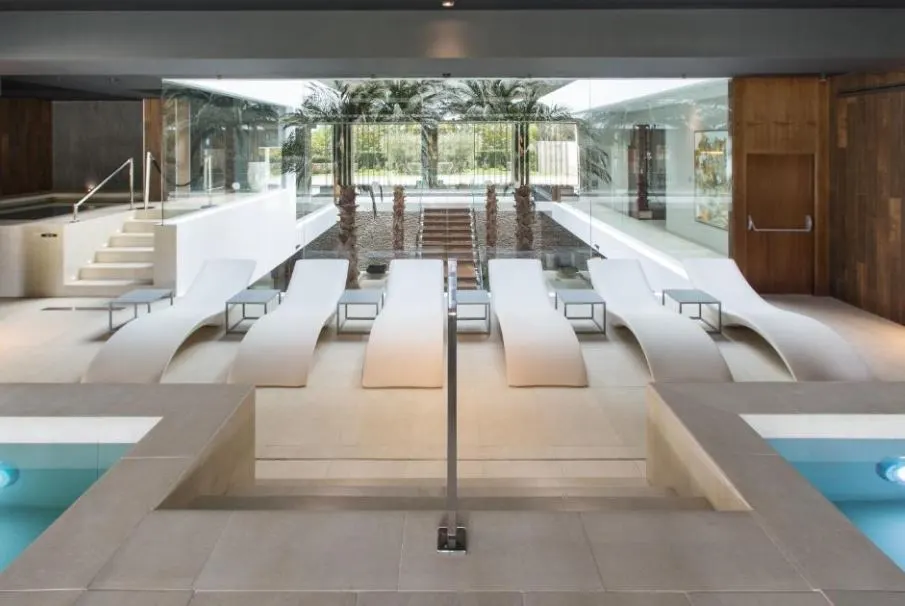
[421,124,438,188]
[512,122,530,187]
[333,123,355,189]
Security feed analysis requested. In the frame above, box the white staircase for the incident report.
[68,209,173,297]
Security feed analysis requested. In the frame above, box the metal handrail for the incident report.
[438,257,466,552]
[72,158,134,222]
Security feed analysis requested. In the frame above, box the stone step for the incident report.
[121,219,157,234]
[95,247,155,263]
[110,232,154,248]
[79,262,154,281]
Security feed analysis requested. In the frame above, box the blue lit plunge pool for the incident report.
[0,443,131,572]
[769,438,905,571]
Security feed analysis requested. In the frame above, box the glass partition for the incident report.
[571,79,731,259]
[161,80,291,214]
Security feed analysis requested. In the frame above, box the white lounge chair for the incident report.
[488,259,588,387]
[683,259,873,381]
[82,258,256,384]
[361,259,445,388]
[227,259,348,387]
[587,258,733,383]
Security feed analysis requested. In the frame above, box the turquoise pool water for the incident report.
[0,443,131,572]
[770,438,905,571]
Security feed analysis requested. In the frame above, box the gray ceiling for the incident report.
[1,8,904,81]
[0,0,902,8]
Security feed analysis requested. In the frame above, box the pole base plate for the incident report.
[437,526,467,554]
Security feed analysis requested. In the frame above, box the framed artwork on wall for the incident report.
[694,130,731,230]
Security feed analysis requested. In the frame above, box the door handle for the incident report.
[747,215,813,233]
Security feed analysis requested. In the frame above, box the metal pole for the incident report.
[129,158,135,210]
[144,151,152,210]
[438,257,466,553]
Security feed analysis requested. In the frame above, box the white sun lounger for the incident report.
[227,259,348,387]
[683,258,873,381]
[587,258,733,383]
[362,259,445,388]
[82,258,256,384]
[488,259,588,387]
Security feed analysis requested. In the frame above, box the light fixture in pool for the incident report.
[0,461,19,489]
[876,457,905,485]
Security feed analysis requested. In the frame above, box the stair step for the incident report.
[65,278,154,297]
[79,262,154,281]
[110,232,154,248]
[95,247,155,263]
[122,219,157,234]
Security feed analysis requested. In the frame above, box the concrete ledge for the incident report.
[0,384,255,591]
[648,382,905,592]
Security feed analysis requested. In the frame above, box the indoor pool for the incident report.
[0,196,131,221]
[0,443,131,571]
[770,438,905,571]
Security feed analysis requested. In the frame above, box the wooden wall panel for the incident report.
[0,99,53,197]
[729,77,828,294]
[830,72,905,323]
[143,98,164,202]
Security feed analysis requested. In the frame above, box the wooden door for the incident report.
[744,153,815,294]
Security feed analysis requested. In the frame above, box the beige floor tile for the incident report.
[687,593,830,606]
[195,511,404,590]
[75,592,193,606]
[399,512,603,591]
[581,511,808,591]
[0,592,83,606]
[91,511,231,590]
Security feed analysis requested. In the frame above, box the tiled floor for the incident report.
[1,292,904,486]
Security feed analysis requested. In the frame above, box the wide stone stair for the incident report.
[418,207,481,290]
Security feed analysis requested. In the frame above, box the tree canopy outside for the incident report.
[279,79,611,192]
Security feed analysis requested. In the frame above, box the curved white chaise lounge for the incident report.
[488,259,588,387]
[228,259,348,387]
[362,259,445,388]
[587,258,733,383]
[683,258,872,381]
[82,258,256,384]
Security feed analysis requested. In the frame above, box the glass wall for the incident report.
[161,81,286,206]
[561,79,731,257]
[163,78,730,290]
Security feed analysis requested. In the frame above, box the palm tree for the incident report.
[372,80,448,188]
[281,80,385,190]
[449,80,571,186]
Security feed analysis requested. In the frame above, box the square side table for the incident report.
[554,289,607,334]
[225,288,282,334]
[661,288,722,334]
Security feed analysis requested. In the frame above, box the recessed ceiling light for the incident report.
[442,1,455,7]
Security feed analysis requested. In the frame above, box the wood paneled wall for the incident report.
[730,77,829,294]
[143,98,164,202]
[0,99,53,197]
[829,72,905,323]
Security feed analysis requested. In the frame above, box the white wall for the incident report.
[154,189,297,295]
[19,208,133,297]
[552,203,691,292]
